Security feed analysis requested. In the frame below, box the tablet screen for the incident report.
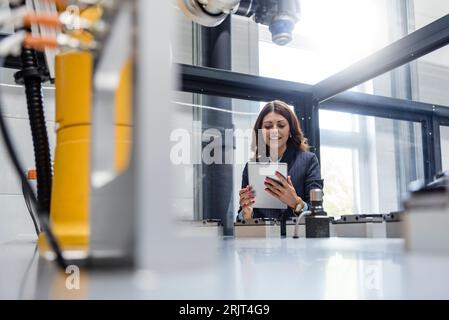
[248,162,288,209]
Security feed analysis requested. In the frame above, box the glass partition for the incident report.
[319,109,425,215]
[171,93,426,220]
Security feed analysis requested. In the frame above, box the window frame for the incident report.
[180,62,449,184]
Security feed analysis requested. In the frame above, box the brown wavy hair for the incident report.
[252,100,309,160]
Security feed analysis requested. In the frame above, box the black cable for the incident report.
[0,60,67,270]
[10,0,53,216]
[21,179,40,236]
[18,47,53,216]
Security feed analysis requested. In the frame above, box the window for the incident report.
[413,0,449,31]
[320,146,357,215]
[413,46,449,107]
[319,110,425,215]
[406,1,449,107]
[259,0,401,87]
[174,0,447,220]
[171,93,260,220]
[441,126,449,172]
[171,94,299,221]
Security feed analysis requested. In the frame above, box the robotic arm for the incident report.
[178,0,301,46]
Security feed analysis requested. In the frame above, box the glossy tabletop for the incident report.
[1,237,449,299]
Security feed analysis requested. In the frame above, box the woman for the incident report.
[238,100,322,221]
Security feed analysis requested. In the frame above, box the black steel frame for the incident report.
[178,11,449,183]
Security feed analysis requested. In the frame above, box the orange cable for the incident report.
[24,34,58,50]
[24,13,61,29]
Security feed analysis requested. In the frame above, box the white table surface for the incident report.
[1,237,449,299]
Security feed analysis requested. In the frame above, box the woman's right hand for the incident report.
[239,185,255,220]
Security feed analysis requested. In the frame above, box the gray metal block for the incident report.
[234,225,280,238]
[403,187,449,254]
[366,222,387,238]
[404,208,449,254]
[385,221,403,238]
[333,223,367,238]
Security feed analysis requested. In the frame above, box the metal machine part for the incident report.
[310,188,323,202]
[305,216,330,238]
[178,0,301,46]
[177,0,239,27]
[233,212,404,239]
[292,188,329,238]
[91,3,130,189]
[384,212,403,239]
[235,217,277,226]
[403,178,449,254]
[332,215,385,237]
[310,188,326,216]
[176,219,224,237]
[234,217,307,238]
[304,188,330,238]
[86,2,134,262]
[384,211,403,222]
[236,0,301,46]
[332,214,402,238]
[197,0,240,15]
[427,171,449,189]
[333,214,384,224]
[234,219,280,238]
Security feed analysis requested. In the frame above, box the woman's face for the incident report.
[261,112,291,150]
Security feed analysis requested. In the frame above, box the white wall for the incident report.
[171,4,195,220]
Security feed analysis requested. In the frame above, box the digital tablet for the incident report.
[248,162,288,209]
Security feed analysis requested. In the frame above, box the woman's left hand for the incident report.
[264,171,303,209]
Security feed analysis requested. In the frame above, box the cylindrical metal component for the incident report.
[279,0,293,14]
[235,0,256,17]
[269,0,301,46]
[310,188,323,202]
[310,188,326,216]
[177,0,227,27]
[269,13,296,46]
[201,0,240,15]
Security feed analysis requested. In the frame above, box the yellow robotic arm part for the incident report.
[39,51,133,252]
[39,51,93,251]
[115,58,133,173]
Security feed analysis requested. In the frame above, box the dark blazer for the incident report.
[240,144,322,220]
